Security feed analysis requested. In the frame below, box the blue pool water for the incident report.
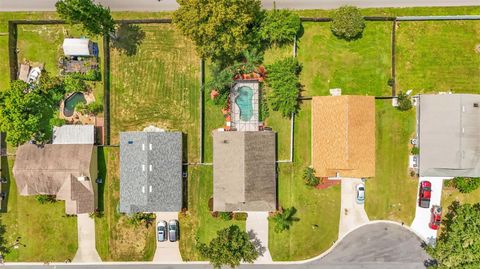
[64,92,86,117]
[235,86,254,121]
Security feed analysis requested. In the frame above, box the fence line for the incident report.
[397,15,480,21]
[199,59,205,164]
[391,19,397,97]
[103,34,111,146]
[7,21,17,81]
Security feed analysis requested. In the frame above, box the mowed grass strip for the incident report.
[269,102,341,261]
[365,100,417,224]
[396,20,480,94]
[0,157,77,262]
[95,147,156,261]
[179,166,246,261]
[298,22,392,97]
[110,24,200,161]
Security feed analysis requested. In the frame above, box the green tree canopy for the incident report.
[55,0,115,36]
[271,207,300,232]
[260,9,302,46]
[427,202,480,268]
[450,177,480,193]
[396,91,413,111]
[265,57,302,117]
[197,225,258,268]
[174,0,263,64]
[330,6,365,40]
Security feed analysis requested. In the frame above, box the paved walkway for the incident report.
[338,178,369,238]
[411,177,444,245]
[73,213,101,263]
[153,212,182,263]
[246,212,272,263]
[1,0,478,11]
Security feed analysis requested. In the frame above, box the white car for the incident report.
[356,184,365,204]
[157,220,167,242]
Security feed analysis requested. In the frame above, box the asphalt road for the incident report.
[2,223,430,269]
[0,0,479,11]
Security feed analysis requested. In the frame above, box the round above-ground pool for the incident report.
[63,92,87,117]
[235,86,254,121]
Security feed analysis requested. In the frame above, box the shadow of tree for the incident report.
[247,230,266,257]
[112,23,146,56]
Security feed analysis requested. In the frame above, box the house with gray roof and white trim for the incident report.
[119,130,183,213]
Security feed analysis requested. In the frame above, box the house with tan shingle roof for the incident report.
[312,95,375,178]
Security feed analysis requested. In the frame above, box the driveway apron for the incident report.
[153,212,182,262]
[73,213,102,262]
[246,212,272,263]
[339,178,370,238]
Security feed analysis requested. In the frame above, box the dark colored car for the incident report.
[168,219,179,242]
[418,181,432,208]
[429,205,442,230]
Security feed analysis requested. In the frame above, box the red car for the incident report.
[429,205,442,230]
[418,181,432,208]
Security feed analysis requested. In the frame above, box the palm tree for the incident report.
[303,167,319,186]
[272,207,299,232]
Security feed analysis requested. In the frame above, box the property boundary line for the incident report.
[103,34,111,146]
[391,19,397,96]
[199,59,205,164]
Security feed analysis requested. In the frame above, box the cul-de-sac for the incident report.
[0,1,479,269]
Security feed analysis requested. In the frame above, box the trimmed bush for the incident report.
[233,212,248,221]
[397,91,412,111]
[451,177,480,193]
[219,212,233,221]
[331,6,365,40]
[303,167,319,187]
[411,146,420,155]
[35,194,56,204]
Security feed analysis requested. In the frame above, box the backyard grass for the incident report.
[365,100,418,224]
[268,102,341,261]
[396,20,480,94]
[179,166,246,261]
[110,23,200,162]
[298,22,392,97]
[95,147,156,261]
[442,185,480,208]
[0,156,77,262]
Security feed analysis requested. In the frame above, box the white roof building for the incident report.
[63,38,93,57]
[53,125,95,145]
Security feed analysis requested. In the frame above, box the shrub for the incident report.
[219,212,233,221]
[69,70,101,81]
[411,146,420,155]
[76,101,103,115]
[35,194,56,204]
[233,212,248,221]
[303,167,319,186]
[50,117,66,127]
[260,9,302,46]
[450,177,480,193]
[208,197,214,211]
[63,75,86,93]
[128,212,155,227]
[396,91,412,111]
[265,57,302,117]
[331,6,365,40]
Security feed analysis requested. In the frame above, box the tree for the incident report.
[127,213,155,227]
[174,0,263,64]
[397,91,412,111]
[197,225,258,268]
[63,75,86,93]
[265,57,302,117]
[450,177,480,193]
[271,207,299,232]
[76,101,103,116]
[330,6,365,40]
[260,9,302,46]
[55,0,115,36]
[427,202,480,268]
[303,167,319,186]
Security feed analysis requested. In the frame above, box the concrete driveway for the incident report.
[153,212,182,263]
[73,213,101,263]
[411,177,444,245]
[339,178,369,238]
[246,212,272,263]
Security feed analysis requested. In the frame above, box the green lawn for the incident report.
[179,166,246,261]
[298,22,392,97]
[365,100,418,224]
[95,147,156,261]
[269,102,341,261]
[110,24,200,162]
[396,20,480,94]
[442,185,480,208]
[0,156,77,262]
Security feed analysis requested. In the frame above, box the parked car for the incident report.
[429,205,442,230]
[157,220,167,242]
[418,181,432,208]
[356,183,365,204]
[168,219,179,242]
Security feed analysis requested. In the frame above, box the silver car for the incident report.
[356,184,365,204]
[157,221,167,242]
[168,219,179,242]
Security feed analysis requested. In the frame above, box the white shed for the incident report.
[53,125,95,145]
[63,38,93,57]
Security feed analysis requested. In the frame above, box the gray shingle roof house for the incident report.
[13,144,97,215]
[417,94,480,177]
[213,131,276,212]
[120,131,182,213]
[53,125,95,145]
